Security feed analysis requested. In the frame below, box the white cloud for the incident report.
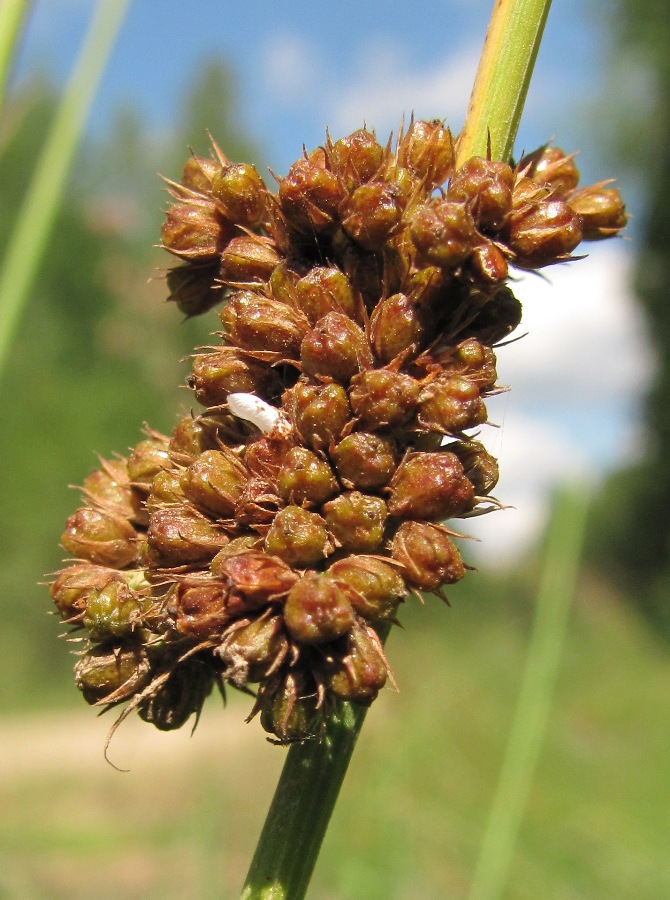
[328,39,480,135]
[261,31,320,100]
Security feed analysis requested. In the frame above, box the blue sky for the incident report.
[9,0,652,562]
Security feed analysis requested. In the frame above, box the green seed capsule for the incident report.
[567,185,627,239]
[190,348,281,408]
[265,505,332,567]
[259,670,321,742]
[83,580,144,642]
[166,264,221,318]
[61,507,138,569]
[146,505,228,566]
[283,381,351,451]
[369,293,424,364]
[219,235,281,285]
[519,145,580,198]
[446,439,499,495]
[332,432,397,490]
[321,619,388,703]
[294,266,360,324]
[322,491,388,553]
[326,556,406,622]
[74,644,150,705]
[278,156,344,233]
[284,572,355,644]
[277,447,339,506]
[127,437,172,490]
[180,449,248,518]
[210,162,268,228]
[506,199,582,264]
[416,375,488,434]
[51,564,122,619]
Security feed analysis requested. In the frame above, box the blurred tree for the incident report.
[588,0,670,633]
[0,61,259,709]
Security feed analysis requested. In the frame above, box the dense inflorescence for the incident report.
[52,122,627,742]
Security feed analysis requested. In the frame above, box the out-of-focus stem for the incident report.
[457,0,553,165]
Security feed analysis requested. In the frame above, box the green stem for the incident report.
[0,0,34,116]
[457,0,553,164]
[241,700,371,900]
[242,2,554,896]
[468,489,590,900]
[0,0,131,381]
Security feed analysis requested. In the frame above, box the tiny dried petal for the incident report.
[391,520,466,590]
[387,452,474,520]
[171,579,229,638]
[284,572,355,644]
[219,614,288,685]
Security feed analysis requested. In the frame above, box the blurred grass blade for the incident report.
[0,0,34,113]
[0,0,131,379]
[469,488,590,900]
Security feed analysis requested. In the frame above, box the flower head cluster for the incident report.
[52,122,626,742]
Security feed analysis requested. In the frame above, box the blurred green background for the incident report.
[2,2,670,898]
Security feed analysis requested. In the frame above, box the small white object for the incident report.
[227,392,291,436]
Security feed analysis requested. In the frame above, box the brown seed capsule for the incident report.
[439,338,498,390]
[348,369,420,429]
[210,535,262,571]
[300,312,373,383]
[83,580,144,642]
[468,240,509,284]
[146,505,228,566]
[127,437,173,490]
[259,669,321,742]
[519,145,580,198]
[410,198,476,269]
[244,433,295,480]
[397,119,455,186]
[294,266,360,324]
[506,199,582,263]
[461,285,522,345]
[180,449,248,518]
[218,551,298,610]
[321,619,388,703]
[190,348,280,407]
[61,507,138,568]
[332,432,397,490]
[210,162,268,228]
[181,155,221,193]
[327,128,384,189]
[219,235,281,285]
[283,381,351,451]
[284,572,356,644]
[83,458,138,521]
[369,293,424,364]
[170,578,229,638]
[138,657,215,731]
[74,644,151,705]
[161,197,233,260]
[166,264,222,318]
[446,439,499,495]
[277,447,338,506]
[146,469,187,510]
[322,491,388,553]
[417,376,488,434]
[387,452,474,520]
[50,563,122,619]
[169,416,219,462]
[447,156,514,233]
[341,182,403,250]
[235,477,282,527]
[219,613,288,685]
[278,156,344,233]
[391,520,466,589]
[220,291,310,357]
[265,505,332,567]
[326,556,406,622]
[567,185,627,239]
